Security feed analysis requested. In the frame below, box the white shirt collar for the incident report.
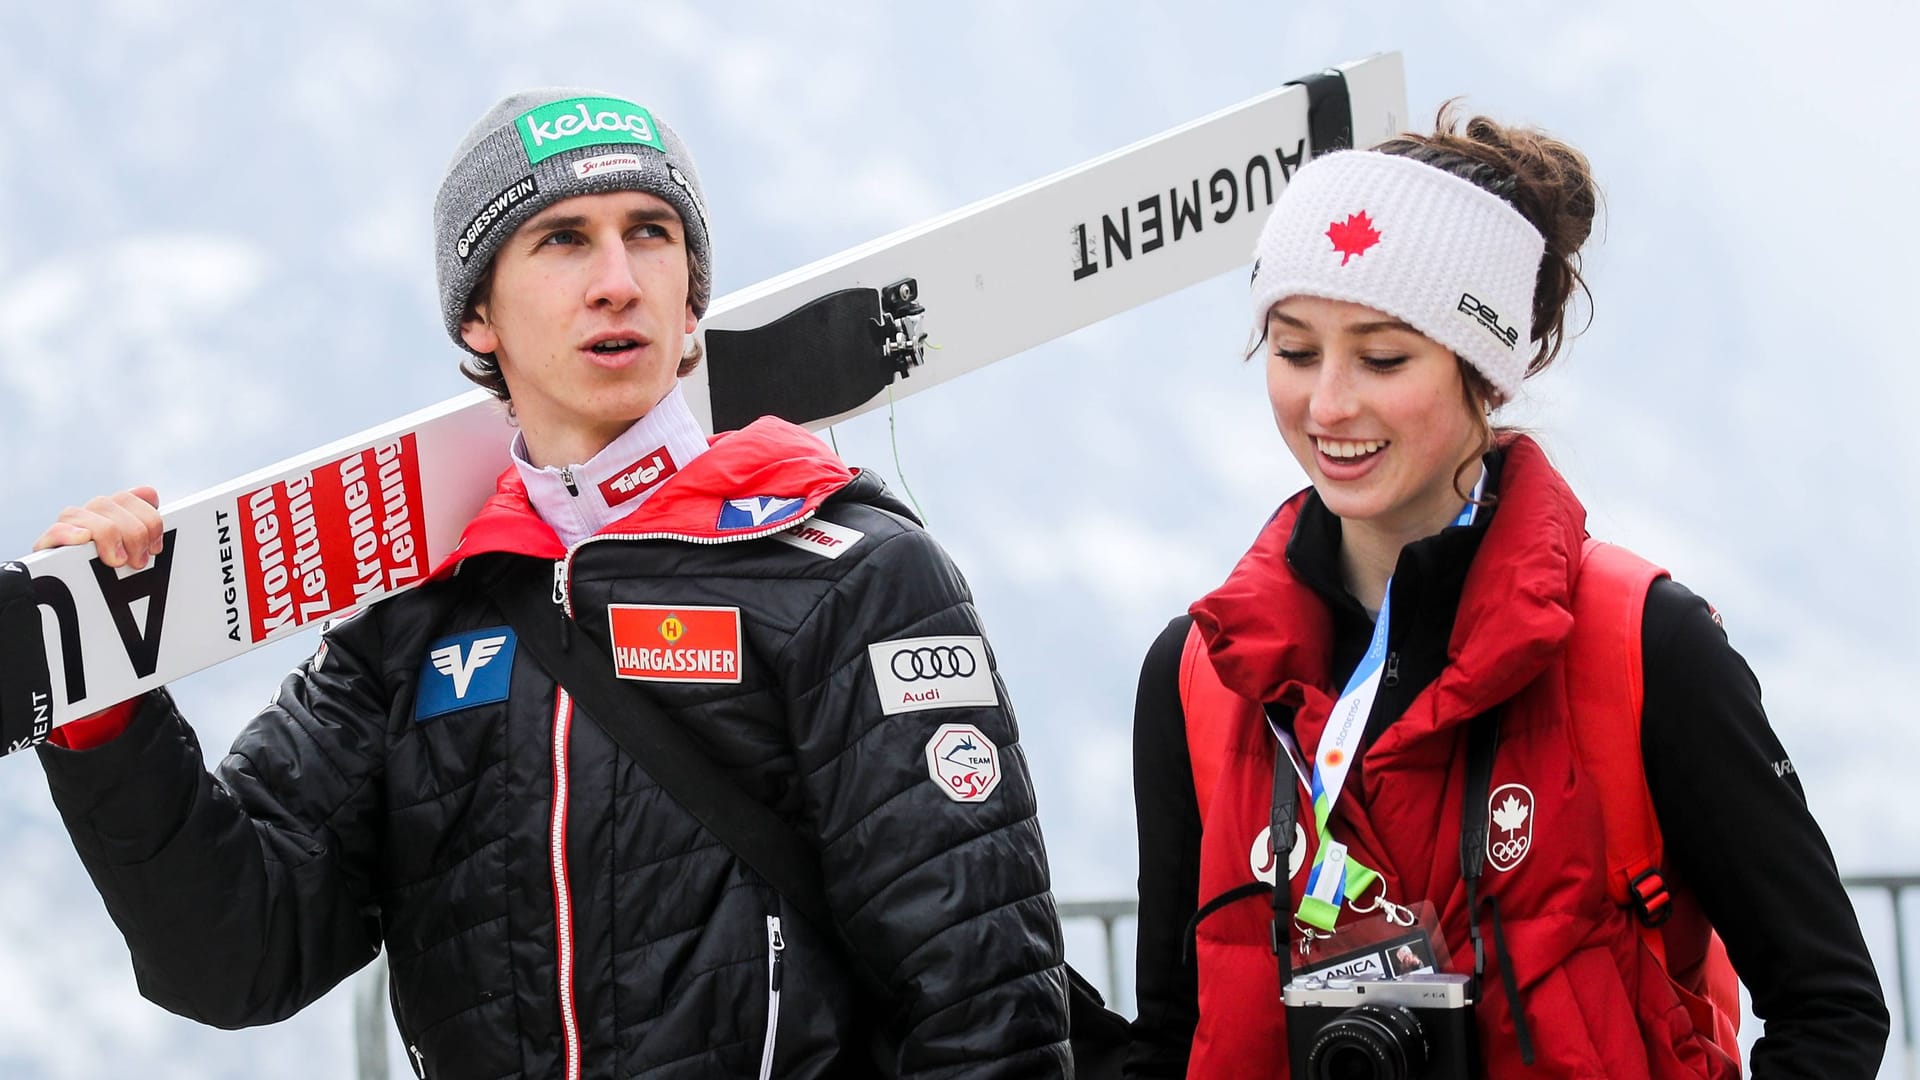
[510,383,710,549]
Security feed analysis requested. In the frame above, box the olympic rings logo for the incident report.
[891,645,977,681]
[1490,837,1530,864]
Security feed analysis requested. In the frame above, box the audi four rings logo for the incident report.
[891,645,977,681]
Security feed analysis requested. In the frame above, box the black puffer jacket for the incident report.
[40,418,1072,1079]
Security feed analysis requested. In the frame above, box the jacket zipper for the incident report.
[758,916,786,1080]
[550,688,582,1080]
[554,509,821,617]
[543,512,813,1076]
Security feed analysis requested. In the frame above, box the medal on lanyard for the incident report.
[1294,470,1486,932]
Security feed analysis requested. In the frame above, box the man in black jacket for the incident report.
[30,88,1072,1078]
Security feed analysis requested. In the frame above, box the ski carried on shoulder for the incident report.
[0,53,1406,747]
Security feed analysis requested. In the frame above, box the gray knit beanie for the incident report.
[433,88,712,355]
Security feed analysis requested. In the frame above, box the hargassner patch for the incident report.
[924,723,1001,802]
[517,97,665,165]
[457,175,539,263]
[771,518,864,560]
[717,496,805,532]
[608,604,742,683]
[868,635,997,716]
[416,627,517,721]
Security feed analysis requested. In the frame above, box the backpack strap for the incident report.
[1567,539,1674,940]
[1180,620,1230,818]
[1568,539,1743,1066]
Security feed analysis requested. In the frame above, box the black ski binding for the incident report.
[872,278,927,379]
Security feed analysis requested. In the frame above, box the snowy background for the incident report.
[2,2,1917,1076]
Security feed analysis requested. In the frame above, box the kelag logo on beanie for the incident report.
[517,97,666,165]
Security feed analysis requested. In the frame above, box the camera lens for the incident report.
[1307,1003,1432,1080]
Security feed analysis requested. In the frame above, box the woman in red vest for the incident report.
[1126,109,1888,1078]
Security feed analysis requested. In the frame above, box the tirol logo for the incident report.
[1249,823,1309,885]
[597,448,677,505]
[1487,782,1535,872]
[1457,292,1521,349]
[924,723,1001,803]
[608,604,742,684]
[517,97,665,165]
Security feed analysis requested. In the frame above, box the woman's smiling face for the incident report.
[1264,295,1487,541]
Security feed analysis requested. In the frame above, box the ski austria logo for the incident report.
[716,496,805,532]
[517,97,666,165]
[1487,782,1535,872]
[925,723,1001,803]
[867,635,999,717]
[415,628,517,721]
[573,153,646,181]
[1327,210,1381,265]
[1249,824,1309,885]
[597,448,677,505]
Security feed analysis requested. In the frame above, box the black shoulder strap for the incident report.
[1459,712,1535,1064]
[483,562,841,940]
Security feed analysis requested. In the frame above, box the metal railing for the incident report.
[1849,875,1919,1079]
[352,876,1920,1078]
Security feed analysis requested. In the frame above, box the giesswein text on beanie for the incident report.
[433,89,712,356]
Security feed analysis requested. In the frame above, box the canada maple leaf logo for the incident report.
[1327,211,1381,265]
[1492,793,1530,834]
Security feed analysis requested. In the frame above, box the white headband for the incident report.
[1249,150,1544,400]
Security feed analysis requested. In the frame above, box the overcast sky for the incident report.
[1,2,1916,1076]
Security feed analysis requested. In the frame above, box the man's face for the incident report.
[460,190,696,464]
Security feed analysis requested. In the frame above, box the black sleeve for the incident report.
[1126,615,1202,1078]
[779,526,1069,1077]
[1640,578,1890,1078]
[35,611,392,1028]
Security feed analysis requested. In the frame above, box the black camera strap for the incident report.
[1179,720,1302,995]
[1267,750,1299,991]
[1460,711,1536,1065]
[486,559,1134,1063]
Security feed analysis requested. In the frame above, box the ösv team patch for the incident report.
[416,627,517,721]
[925,723,1000,802]
[867,635,997,716]
[608,604,742,683]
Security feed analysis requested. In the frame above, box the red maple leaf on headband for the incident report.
[1327,211,1381,265]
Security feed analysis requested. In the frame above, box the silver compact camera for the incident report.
[1283,972,1478,1079]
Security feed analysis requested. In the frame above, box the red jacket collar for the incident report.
[430,416,856,577]
[1191,435,1588,738]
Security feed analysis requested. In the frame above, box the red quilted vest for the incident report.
[1178,437,1740,1079]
